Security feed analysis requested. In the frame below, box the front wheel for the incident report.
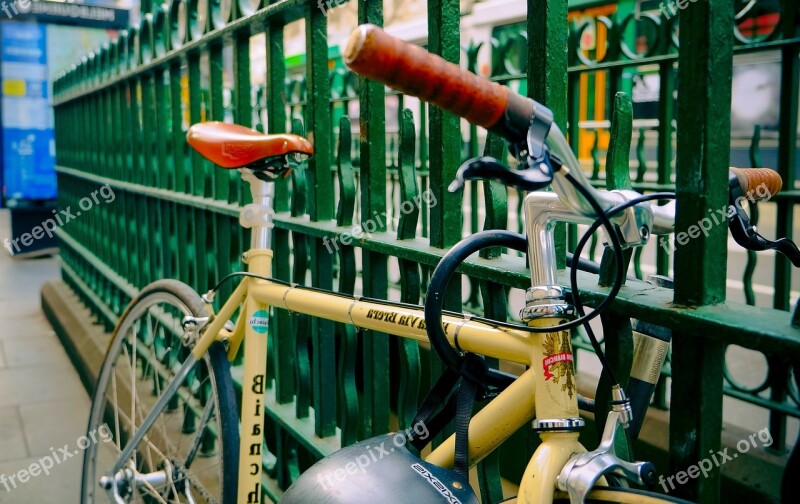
[81,280,239,503]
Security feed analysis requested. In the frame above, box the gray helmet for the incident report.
[279,433,479,504]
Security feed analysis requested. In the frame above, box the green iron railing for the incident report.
[52,0,800,502]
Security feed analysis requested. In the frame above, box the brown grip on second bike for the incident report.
[344,24,509,130]
[730,167,783,201]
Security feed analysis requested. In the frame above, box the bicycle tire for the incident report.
[81,279,239,503]
[500,487,693,503]
[553,487,693,503]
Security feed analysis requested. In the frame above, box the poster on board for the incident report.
[1,21,55,202]
[1,19,114,205]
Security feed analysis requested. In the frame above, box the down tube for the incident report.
[425,369,537,469]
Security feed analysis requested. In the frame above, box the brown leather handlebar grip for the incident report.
[730,167,782,201]
[344,24,534,143]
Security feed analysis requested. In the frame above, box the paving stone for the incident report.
[0,454,82,502]
[0,302,40,322]
[0,364,86,408]
[19,399,90,458]
[0,407,27,462]
[0,315,54,341]
[1,336,71,367]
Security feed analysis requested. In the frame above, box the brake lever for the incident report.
[447,154,555,193]
[728,198,800,267]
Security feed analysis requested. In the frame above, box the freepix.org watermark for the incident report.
[317,420,431,490]
[1,424,113,492]
[1,0,32,19]
[1,0,46,20]
[658,180,772,254]
[3,183,116,255]
[658,428,772,493]
[322,189,437,253]
[317,0,347,16]
[657,0,705,20]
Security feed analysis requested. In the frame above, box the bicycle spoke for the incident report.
[184,396,215,468]
[129,327,137,470]
[138,479,168,504]
[111,365,122,453]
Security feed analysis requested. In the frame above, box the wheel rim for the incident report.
[83,292,227,503]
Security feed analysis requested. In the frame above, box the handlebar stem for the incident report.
[524,192,595,290]
[523,189,656,292]
[545,126,674,237]
[550,169,620,218]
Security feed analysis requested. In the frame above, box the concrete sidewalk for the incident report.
[0,210,89,502]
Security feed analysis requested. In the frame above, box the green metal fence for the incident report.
[51,0,800,502]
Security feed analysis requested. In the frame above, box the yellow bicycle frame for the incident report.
[186,174,590,503]
[189,255,586,503]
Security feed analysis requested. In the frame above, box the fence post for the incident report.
[356,0,391,439]
[774,0,799,311]
[527,0,568,268]
[305,3,336,438]
[427,0,464,444]
[670,0,734,501]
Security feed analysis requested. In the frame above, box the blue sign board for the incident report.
[1,21,56,202]
[11,1,130,30]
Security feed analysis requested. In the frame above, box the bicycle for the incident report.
[80,24,800,504]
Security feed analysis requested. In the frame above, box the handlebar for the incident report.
[344,24,790,248]
[344,24,535,144]
[730,167,783,201]
[344,25,621,221]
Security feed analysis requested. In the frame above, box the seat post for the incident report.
[240,169,275,251]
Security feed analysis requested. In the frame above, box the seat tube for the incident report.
[237,285,271,503]
[237,169,275,502]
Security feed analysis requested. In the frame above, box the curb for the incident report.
[41,280,109,396]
